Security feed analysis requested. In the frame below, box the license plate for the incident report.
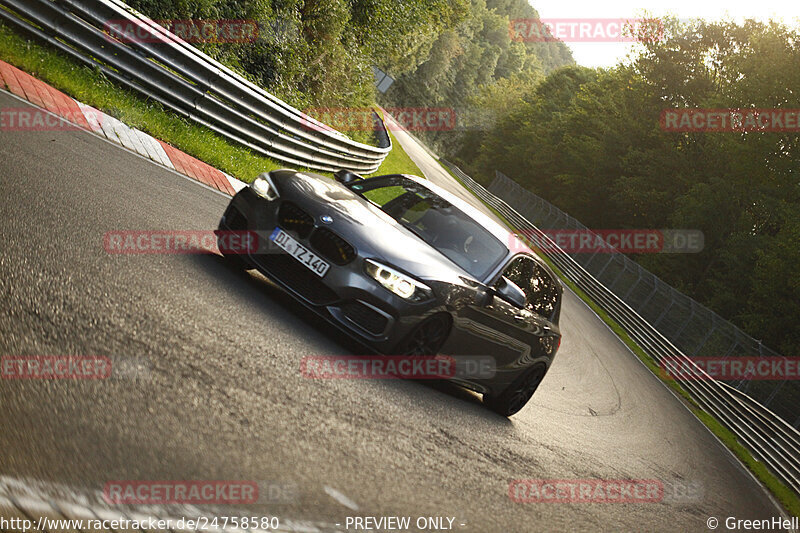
[270,228,330,277]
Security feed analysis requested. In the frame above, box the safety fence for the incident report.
[444,161,800,497]
[0,0,391,173]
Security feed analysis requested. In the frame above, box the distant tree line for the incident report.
[448,18,800,357]
[124,0,571,113]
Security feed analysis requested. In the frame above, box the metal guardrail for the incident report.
[0,0,391,173]
[443,161,800,498]
[2,0,796,502]
[485,173,800,432]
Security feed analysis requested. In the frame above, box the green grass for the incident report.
[369,115,423,177]
[692,409,800,517]
[3,17,796,516]
[445,166,800,518]
[0,22,417,184]
[0,22,285,182]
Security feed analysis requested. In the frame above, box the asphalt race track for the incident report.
[0,90,789,532]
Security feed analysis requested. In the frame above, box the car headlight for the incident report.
[365,259,432,302]
[251,173,278,200]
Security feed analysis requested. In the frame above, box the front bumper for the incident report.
[219,188,445,353]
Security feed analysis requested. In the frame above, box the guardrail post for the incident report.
[446,161,800,495]
[1,0,391,172]
[672,302,696,338]
[621,271,643,300]
[691,319,717,356]
[593,255,615,279]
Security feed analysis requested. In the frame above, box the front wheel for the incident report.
[215,227,249,269]
[484,364,547,417]
[394,313,452,356]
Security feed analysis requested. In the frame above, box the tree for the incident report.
[453,17,800,357]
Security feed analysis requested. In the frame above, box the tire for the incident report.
[484,364,547,417]
[394,313,452,356]
[215,227,249,269]
[224,253,248,269]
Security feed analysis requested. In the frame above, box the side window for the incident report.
[500,256,534,306]
[500,256,559,317]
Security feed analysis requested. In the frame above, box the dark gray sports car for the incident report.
[217,169,562,416]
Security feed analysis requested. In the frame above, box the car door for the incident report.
[445,254,556,370]
[487,254,559,365]
[502,254,561,324]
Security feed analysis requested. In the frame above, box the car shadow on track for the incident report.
[192,253,513,424]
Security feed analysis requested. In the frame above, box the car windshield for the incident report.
[350,176,507,279]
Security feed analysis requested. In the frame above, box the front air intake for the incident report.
[278,202,314,239]
[309,228,356,265]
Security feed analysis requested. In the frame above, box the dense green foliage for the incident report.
[383,0,573,154]
[126,0,468,109]
[386,0,573,103]
[122,0,573,150]
[452,18,800,357]
[124,1,572,118]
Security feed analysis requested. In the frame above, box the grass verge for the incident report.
[370,114,422,177]
[3,17,796,517]
[0,22,416,183]
[0,22,285,181]
[444,165,800,518]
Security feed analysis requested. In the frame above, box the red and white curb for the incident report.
[0,59,247,197]
[0,476,350,533]
[0,60,368,532]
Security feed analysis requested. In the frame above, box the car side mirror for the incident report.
[496,276,526,309]
[334,169,363,184]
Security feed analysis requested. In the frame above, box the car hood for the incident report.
[270,170,478,284]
